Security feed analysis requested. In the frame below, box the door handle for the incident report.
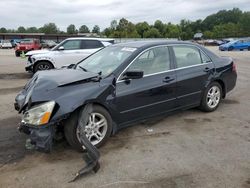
[204,67,210,72]
[163,76,174,83]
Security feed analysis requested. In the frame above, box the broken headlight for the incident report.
[22,101,55,126]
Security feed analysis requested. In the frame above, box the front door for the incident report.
[54,40,84,68]
[115,46,177,125]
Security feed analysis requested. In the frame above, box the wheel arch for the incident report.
[65,101,117,135]
[33,60,55,72]
[213,79,226,98]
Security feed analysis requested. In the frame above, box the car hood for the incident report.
[26,49,50,56]
[15,69,100,112]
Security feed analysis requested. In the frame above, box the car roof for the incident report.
[65,37,114,42]
[113,40,200,48]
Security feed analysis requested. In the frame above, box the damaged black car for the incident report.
[15,41,237,152]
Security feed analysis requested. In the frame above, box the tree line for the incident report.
[0,8,249,40]
[0,23,100,35]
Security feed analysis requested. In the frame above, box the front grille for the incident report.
[28,56,32,63]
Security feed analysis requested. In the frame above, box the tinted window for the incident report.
[127,46,170,75]
[77,46,134,76]
[62,40,81,50]
[173,46,202,68]
[82,40,104,49]
[200,51,211,63]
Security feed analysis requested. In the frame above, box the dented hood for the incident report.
[15,68,101,112]
[32,69,99,87]
[26,49,50,56]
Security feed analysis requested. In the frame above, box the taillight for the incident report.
[232,62,236,72]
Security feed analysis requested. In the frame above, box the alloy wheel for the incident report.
[206,86,221,109]
[76,112,108,146]
[38,64,50,70]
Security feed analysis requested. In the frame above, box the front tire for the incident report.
[199,82,222,112]
[33,61,53,73]
[64,105,112,151]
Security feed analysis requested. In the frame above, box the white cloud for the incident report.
[0,0,249,31]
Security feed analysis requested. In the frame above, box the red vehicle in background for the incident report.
[15,38,41,57]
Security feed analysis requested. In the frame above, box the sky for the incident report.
[0,0,249,31]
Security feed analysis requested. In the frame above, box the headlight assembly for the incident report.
[22,101,55,126]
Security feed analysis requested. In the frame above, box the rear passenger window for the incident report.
[200,51,211,63]
[82,40,104,49]
[173,46,202,68]
[127,46,170,75]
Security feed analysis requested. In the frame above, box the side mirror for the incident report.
[58,46,64,51]
[122,70,143,80]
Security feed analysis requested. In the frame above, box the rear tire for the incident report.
[33,61,53,73]
[64,105,112,151]
[199,82,222,112]
[248,47,250,51]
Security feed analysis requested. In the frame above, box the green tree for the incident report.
[26,27,39,33]
[154,20,164,35]
[0,27,7,33]
[135,22,150,38]
[239,12,250,36]
[79,25,90,33]
[67,24,77,34]
[103,28,112,37]
[143,28,161,38]
[110,20,118,30]
[164,23,181,38]
[92,25,100,34]
[39,23,59,34]
[203,31,214,39]
[17,26,26,33]
[202,8,242,30]
[126,22,140,38]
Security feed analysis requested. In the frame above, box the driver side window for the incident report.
[127,46,170,76]
[61,40,81,50]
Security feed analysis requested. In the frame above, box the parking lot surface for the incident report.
[0,48,249,188]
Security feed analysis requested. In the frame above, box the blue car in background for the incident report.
[10,39,21,48]
[219,40,250,51]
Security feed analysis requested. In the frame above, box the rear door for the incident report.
[80,40,104,56]
[115,46,177,124]
[172,45,214,108]
[234,40,248,50]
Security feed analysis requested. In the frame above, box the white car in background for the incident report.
[25,38,114,73]
[0,40,12,49]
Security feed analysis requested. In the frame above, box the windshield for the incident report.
[51,40,64,51]
[20,39,33,44]
[76,46,136,76]
[226,40,238,45]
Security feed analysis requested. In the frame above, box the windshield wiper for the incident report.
[79,66,88,72]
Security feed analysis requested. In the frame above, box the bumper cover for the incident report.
[19,123,54,153]
[25,64,33,72]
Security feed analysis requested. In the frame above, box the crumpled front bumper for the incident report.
[25,64,33,72]
[25,56,34,72]
[18,122,54,153]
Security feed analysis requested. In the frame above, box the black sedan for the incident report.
[15,41,237,152]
